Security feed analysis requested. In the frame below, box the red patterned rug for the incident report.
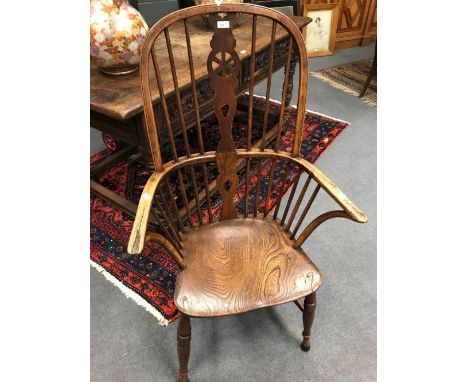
[91,96,349,325]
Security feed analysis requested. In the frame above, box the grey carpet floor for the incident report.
[90,43,376,382]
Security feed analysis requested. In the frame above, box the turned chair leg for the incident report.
[301,292,317,352]
[177,314,191,382]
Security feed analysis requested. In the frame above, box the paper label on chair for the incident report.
[217,21,230,29]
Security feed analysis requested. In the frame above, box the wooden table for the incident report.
[91,15,310,217]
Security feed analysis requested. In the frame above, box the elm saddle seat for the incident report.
[127,4,367,382]
[174,219,322,317]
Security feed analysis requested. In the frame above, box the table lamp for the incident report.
[90,0,148,75]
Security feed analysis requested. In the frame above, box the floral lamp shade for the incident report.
[90,0,148,75]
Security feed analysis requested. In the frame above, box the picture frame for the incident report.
[302,3,339,58]
[254,0,300,17]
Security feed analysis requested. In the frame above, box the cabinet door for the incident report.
[362,0,377,45]
[335,0,370,48]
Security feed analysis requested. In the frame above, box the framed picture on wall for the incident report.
[302,3,339,58]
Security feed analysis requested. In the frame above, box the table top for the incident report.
[90,15,310,121]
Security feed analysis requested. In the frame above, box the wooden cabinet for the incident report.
[303,0,376,49]
[359,0,377,46]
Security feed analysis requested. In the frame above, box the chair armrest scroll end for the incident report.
[343,201,368,224]
[127,227,146,255]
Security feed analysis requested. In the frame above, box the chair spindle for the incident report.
[273,162,293,220]
[183,19,205,155]
[263,160,277,219]
[176,169,194,228]
[164,27,192,158]
[188,165,203,224]
[280,172,301,226]
[156,193,183,244]
[253,158,264,217]
[163,180,185,233]
[150,47,178,161]
[152,203,182,250]
[290,184,320,239]
[285,175,312,232]
[275,37,293,152]
[183,21,213,221]
[261,20,277,151]
[244,157,251,217]
[247,15,257,151]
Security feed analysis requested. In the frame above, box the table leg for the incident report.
[90,145,137,179]
[90,144,154,223]
[359,44,377,98]
[135,113,156,171]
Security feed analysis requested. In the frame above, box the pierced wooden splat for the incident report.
[207,13,241,221]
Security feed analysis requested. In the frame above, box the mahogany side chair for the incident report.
[127,4,368,381]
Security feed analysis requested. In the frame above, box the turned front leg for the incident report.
[177,314,191,382]
[301,292,317,352]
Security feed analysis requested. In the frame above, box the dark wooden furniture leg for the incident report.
[177,314,191,382]
[301,292,317,352]
[359,44,377,98]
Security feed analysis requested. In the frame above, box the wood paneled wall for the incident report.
[303,0,376,49]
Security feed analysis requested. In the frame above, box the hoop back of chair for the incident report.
[139,3,309,220]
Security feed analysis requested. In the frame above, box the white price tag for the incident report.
[217,20,230,29]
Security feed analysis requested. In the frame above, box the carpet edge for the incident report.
[310,72,361,97]
[310,72,376,108]
[90,260,170,327]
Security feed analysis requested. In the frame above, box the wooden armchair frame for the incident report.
[127,4,367,381]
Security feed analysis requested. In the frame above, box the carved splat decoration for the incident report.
[207,13,241,221]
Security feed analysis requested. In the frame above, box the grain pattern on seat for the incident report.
[174,219,322,317]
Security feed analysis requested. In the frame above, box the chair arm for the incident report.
[127,172,165,255]
[237,149,367,223]
[292,157,368,224]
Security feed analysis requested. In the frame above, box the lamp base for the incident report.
[100,65,138,76]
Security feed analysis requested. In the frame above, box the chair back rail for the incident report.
[140,4,309,168]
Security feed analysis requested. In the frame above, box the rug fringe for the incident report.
[310,72,376,107]
[301,107,351,125]
[310,72,361,97]
[360,96,377,107]
[243,92,351,124]
[90,260,170,327]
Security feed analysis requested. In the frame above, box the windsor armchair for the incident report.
[127,4,367,381]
